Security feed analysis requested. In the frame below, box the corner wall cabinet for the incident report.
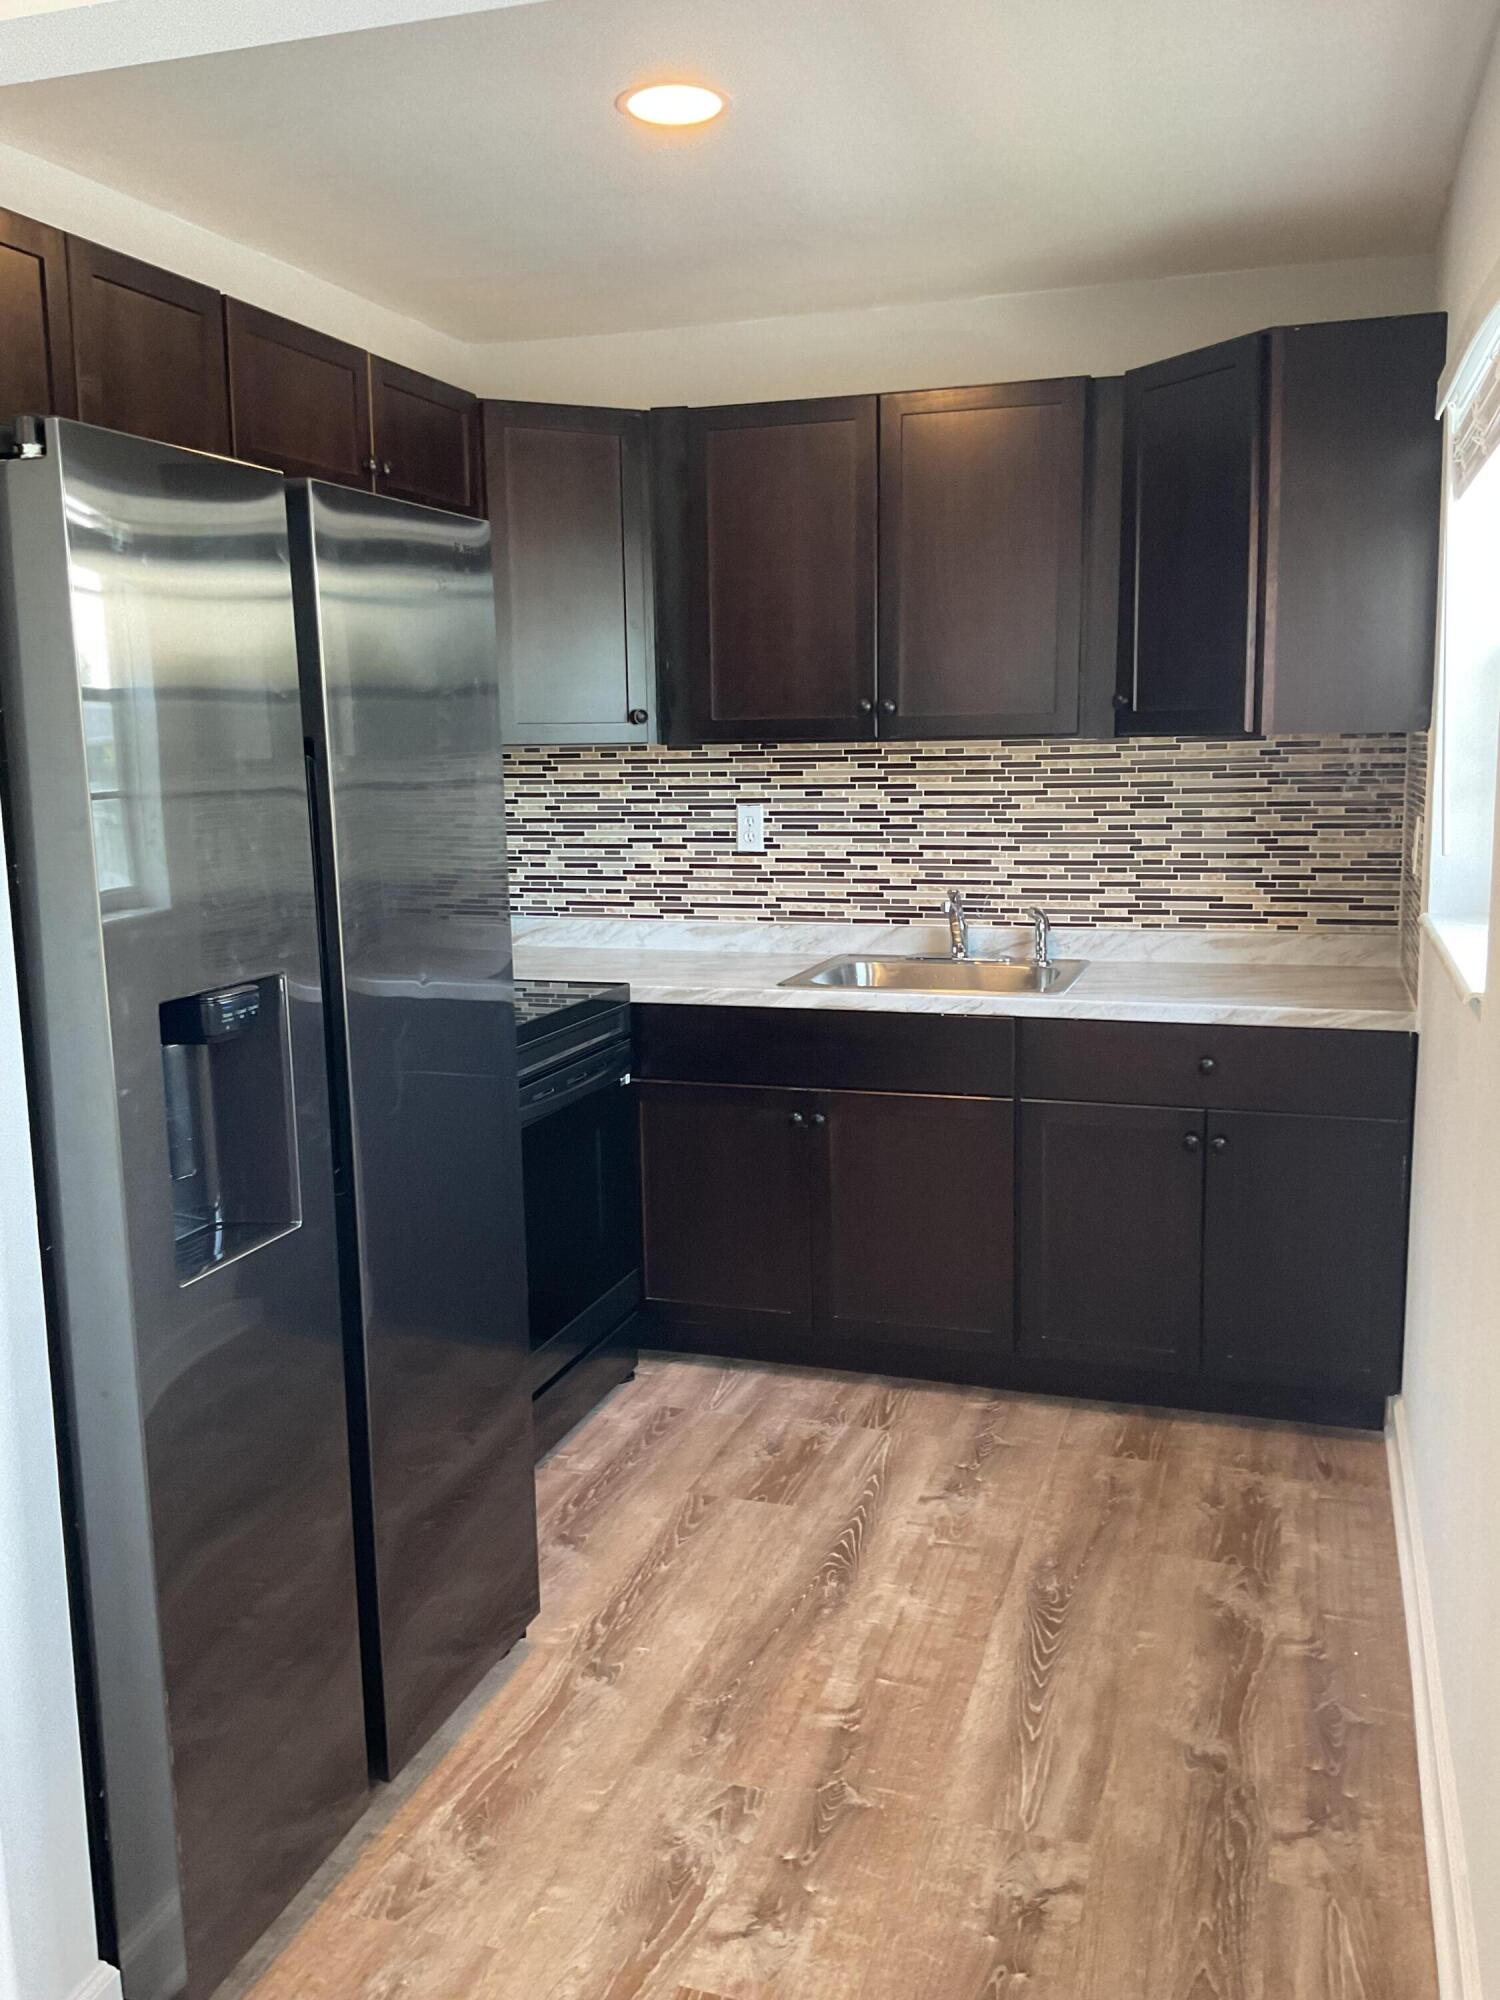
[1117,335,1261,734]
[1116,312,1445,737]
[483,400,655,745]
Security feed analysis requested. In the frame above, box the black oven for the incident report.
[515,983,642,1411]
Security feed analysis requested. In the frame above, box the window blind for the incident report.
[1452,331,1500,497]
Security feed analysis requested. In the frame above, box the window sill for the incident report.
[1422,914,1488,1014]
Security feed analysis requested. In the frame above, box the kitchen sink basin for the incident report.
[781,955,1086,996]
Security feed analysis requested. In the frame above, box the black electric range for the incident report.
[511,976,641,1447]
[513,977,631,1088]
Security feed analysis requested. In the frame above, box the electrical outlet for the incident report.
[736,802,766,853]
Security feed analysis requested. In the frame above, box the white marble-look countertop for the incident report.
[511,918,1416,1032]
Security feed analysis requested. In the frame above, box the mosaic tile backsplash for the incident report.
[503,735,1414,931]
[1401,730,1429,988]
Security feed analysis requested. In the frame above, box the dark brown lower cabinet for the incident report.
[638,1079,1014,1362]
[1018,1100,1204,1371]
[635,1011,1413,1424]
[815,1090,1014,1357]
[1202,1110,1409,1392]
[638,1082,814,1338]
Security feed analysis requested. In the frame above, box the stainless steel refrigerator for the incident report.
[0,423,537,2000]
[289,480,538,1781]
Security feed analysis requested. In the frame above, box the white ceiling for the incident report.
[0,0,1493,343]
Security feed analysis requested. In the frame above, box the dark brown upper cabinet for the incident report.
[485,401,654,745]
[1118,333,1262,735]
[66,238,229,454]
[682,395,877,742]
[1258,314,1444,734]
[877,378,1087,737]
[0,206,75,422]
[1118,313,1444,738]
[370,357,481,515]
[226,300,372,487]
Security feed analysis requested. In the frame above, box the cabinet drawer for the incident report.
[634,1004,1014,1097]
[1018,1018,1414,1119]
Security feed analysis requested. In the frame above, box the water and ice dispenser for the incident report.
[158,976,302,1282]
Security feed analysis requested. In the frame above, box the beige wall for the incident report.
[1402,18,1500,1996]
[0,140,474,384]
[470,252,1436,406]
[0,139,1438,412]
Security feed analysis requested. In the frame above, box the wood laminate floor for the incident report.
[242,1356,1437,2000]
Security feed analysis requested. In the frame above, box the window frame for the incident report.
[1425,305,1500,1011]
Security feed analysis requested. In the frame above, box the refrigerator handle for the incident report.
[303,741,351,1199]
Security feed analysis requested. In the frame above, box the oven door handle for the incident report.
[519,1062,631,1126]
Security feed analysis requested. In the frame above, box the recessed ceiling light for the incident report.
[617,83,727,128]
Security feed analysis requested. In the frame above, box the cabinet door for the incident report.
[685,396,877,741]
[226,300,372,486]
[370,357,481,514]
[1260,314,1444,734]
[638,1082,814,1337]
[1018,1100,1204,1370]
[0,207,75,420]
[878,379,1086,737]
[66,238,229,453]
[1203,1112,1409,1393]
[485,401,653,745]
[1119,334,1261,735]
[814,1090,1014,1358]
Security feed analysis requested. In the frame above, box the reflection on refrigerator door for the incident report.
[0,421,368,2000]
[290,480,539,1782]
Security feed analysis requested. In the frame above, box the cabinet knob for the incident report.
[809,1111,827,1127]
[381,460,394,477]
[627,708,649,725]
[1210,1135,1229,1153]
[1198,1056,1217,1075]
[789,1111,807,1127]
[1113,692,1132,712]
[879,698,896,715]
[361,454,379,474]
[1182,1132,1201,1152]
[857,697,873,714]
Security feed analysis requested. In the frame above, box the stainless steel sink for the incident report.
[780,955,1086,996]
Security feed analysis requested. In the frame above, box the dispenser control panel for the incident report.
[160,983,261,1046]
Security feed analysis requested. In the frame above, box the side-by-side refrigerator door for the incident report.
[290,480,539,1781]
[0,422,369,2000]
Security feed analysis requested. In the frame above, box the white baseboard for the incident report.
[1387,1395,1485,2000]
[66,1965,122,2000]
